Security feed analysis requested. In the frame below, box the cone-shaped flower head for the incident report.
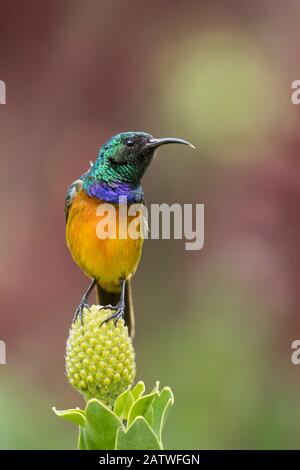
[66,305,136,407]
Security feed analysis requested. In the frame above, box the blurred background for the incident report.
[0,0,300,449]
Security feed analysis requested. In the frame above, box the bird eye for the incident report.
[125,139,135,147]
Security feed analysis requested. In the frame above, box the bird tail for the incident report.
[96,280,135,338]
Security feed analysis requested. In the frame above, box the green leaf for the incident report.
[113,387,134,421]
[127,391,158,427]
[115,417,162,450]
[131,381,145,401]
[151,381,160,394]
[144,404,154,426]
[52,407,85,427]
[151,387,174,442]
[84,399,124,450]
[78,427,88,450]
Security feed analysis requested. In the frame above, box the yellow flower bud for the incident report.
[66,305,136,407]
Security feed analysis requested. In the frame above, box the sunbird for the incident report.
[65,132,194,336]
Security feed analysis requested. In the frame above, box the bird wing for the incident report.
[65,162,95,222]
[64,178,84,222]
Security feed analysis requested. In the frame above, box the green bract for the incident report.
[53,381,174,450]
[65,305,136,406]
[55,304,175,449]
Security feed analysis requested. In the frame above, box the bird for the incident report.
[65,131,194,337]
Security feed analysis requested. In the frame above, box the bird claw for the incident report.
[73,302,89,325]
[100,303,125,328]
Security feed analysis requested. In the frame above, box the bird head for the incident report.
[84,131,194,187]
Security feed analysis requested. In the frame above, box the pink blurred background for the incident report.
[0,0,300,449]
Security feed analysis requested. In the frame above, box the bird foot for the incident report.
[100,302,125,328]
[73,301,90,325]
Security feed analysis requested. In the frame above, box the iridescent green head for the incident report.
[83,131,194,202]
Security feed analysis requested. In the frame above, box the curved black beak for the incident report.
[143,137,195,151]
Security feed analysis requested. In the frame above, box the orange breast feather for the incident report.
[66,190,144,293]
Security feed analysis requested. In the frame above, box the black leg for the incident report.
[73,278,97,324]
[100,280,126,328]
